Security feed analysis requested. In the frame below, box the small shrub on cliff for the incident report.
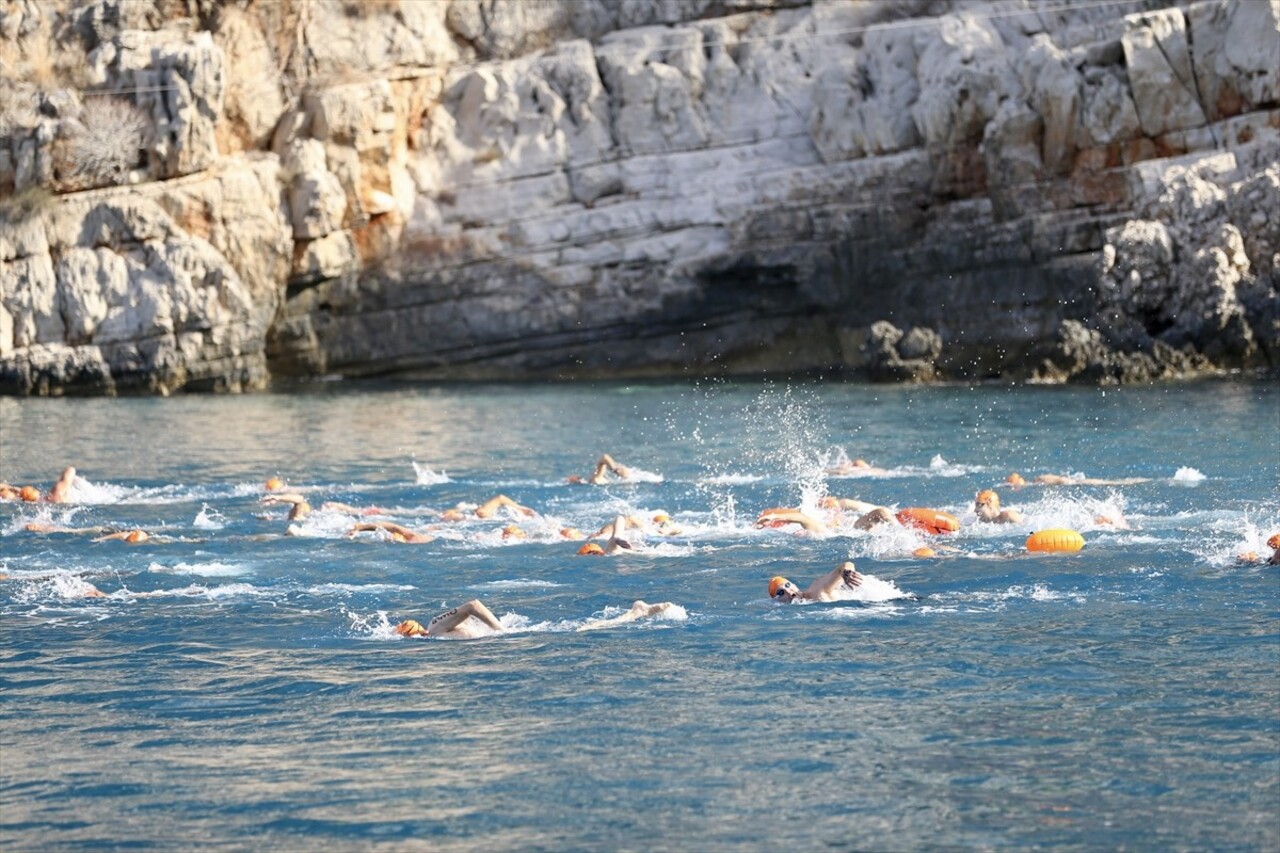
[0,187,56,226]
[62,96,149,188]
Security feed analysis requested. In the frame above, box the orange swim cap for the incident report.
[768,576,791,597]
[501,524,526,540]
[19,486,40,502]
[1006,473,1026,486]
[652,512,670,523]
[577,543,605,556]
[976,490,999,507]
[124,530,149,544]
[265,477,285,491]
[913,547,937,558]
[559,527,586,540]
[1268,533,1280,550]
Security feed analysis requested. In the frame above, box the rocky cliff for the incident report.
[1,0,1277,394]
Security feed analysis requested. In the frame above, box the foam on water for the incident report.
[147,560,250,577]
[192,504,226,530]
[1172,466,1206,483]
[412,461,451,485]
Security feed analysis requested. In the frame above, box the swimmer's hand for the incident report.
[841,566,862,588]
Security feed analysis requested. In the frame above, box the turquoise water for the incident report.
[1,380,1277,851]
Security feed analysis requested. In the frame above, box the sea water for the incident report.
[1,379,1277,851]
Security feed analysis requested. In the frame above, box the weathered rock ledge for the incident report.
[1,0,1277,394]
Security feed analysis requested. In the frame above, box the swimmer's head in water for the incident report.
[125,530,149,544]
[652,511,670,524]
[1006,473,1026,486]
[913,546,937,558]
[501,524,526,540]
[577,543,605,556]
[769,576,799,601]
[265,476,285,491]
[975,490,999,508]
[1268,533,1280,550]
[19,486,40,502]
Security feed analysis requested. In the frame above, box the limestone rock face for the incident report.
[1,160,290,394]
[88,29,226,179]
[1121,9,1207,137]
[2,0,1278,394]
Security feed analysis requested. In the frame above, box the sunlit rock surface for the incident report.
[1,0,1277,393]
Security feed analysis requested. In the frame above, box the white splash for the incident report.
[1172,467,1205,484]
[413,461,451,485]
[827,573,915,602]
[148,561,249,578]
[193,504,226,530]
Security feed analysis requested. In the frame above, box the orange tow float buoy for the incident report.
[896,507,960,535]
[1026,529,1085,553]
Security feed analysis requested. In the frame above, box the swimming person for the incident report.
[394,599,505,639]
[577,600,681,631]
[1238,533,1280,566]
[973,490,1024,524]
[47,466,78,503]
[768,561,865,603]
[567,453,633,485]
[260,492,313,521]
[347,521,435,544]
[825,457,889,476]
[1007,472,1151,487]
[818,496,901,530]
[92,530,150,544]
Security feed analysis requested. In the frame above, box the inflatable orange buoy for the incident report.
[1026,529,1085,553]
[896,507,960,535]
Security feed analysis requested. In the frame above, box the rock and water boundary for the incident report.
[1,0,1277,395]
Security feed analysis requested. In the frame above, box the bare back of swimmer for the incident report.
[395,599,504,639]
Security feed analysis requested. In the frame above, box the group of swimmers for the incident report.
[5,456,1278,636]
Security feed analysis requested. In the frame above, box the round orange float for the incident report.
[896,507,960,535]
[1026,529,1085,553]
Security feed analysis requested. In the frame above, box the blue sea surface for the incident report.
[1,380,1278,851]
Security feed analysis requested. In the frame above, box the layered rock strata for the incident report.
[1,0,1276,394]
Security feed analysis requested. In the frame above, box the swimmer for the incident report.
[47,466,78,503]
[758,504,895,534]
[825,458,889,476]
[92,529,149,544]
[25,522,113,535]
[394,599,504,639]
[472,494,537,520]
[973,490,1024,524]
[1238,533,1280,566]
[579,516,636,555]
[567,454,633,485]
[768,561,864,603]
[755,508,828,534]
[260,492,312,521]
[577,600,680,631]
[347,521,435,544]
[600,515,637,553]
[591,511,682,539]
[818,497,900,530]
[1007,472,1151,487]
[318,501,390,516]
